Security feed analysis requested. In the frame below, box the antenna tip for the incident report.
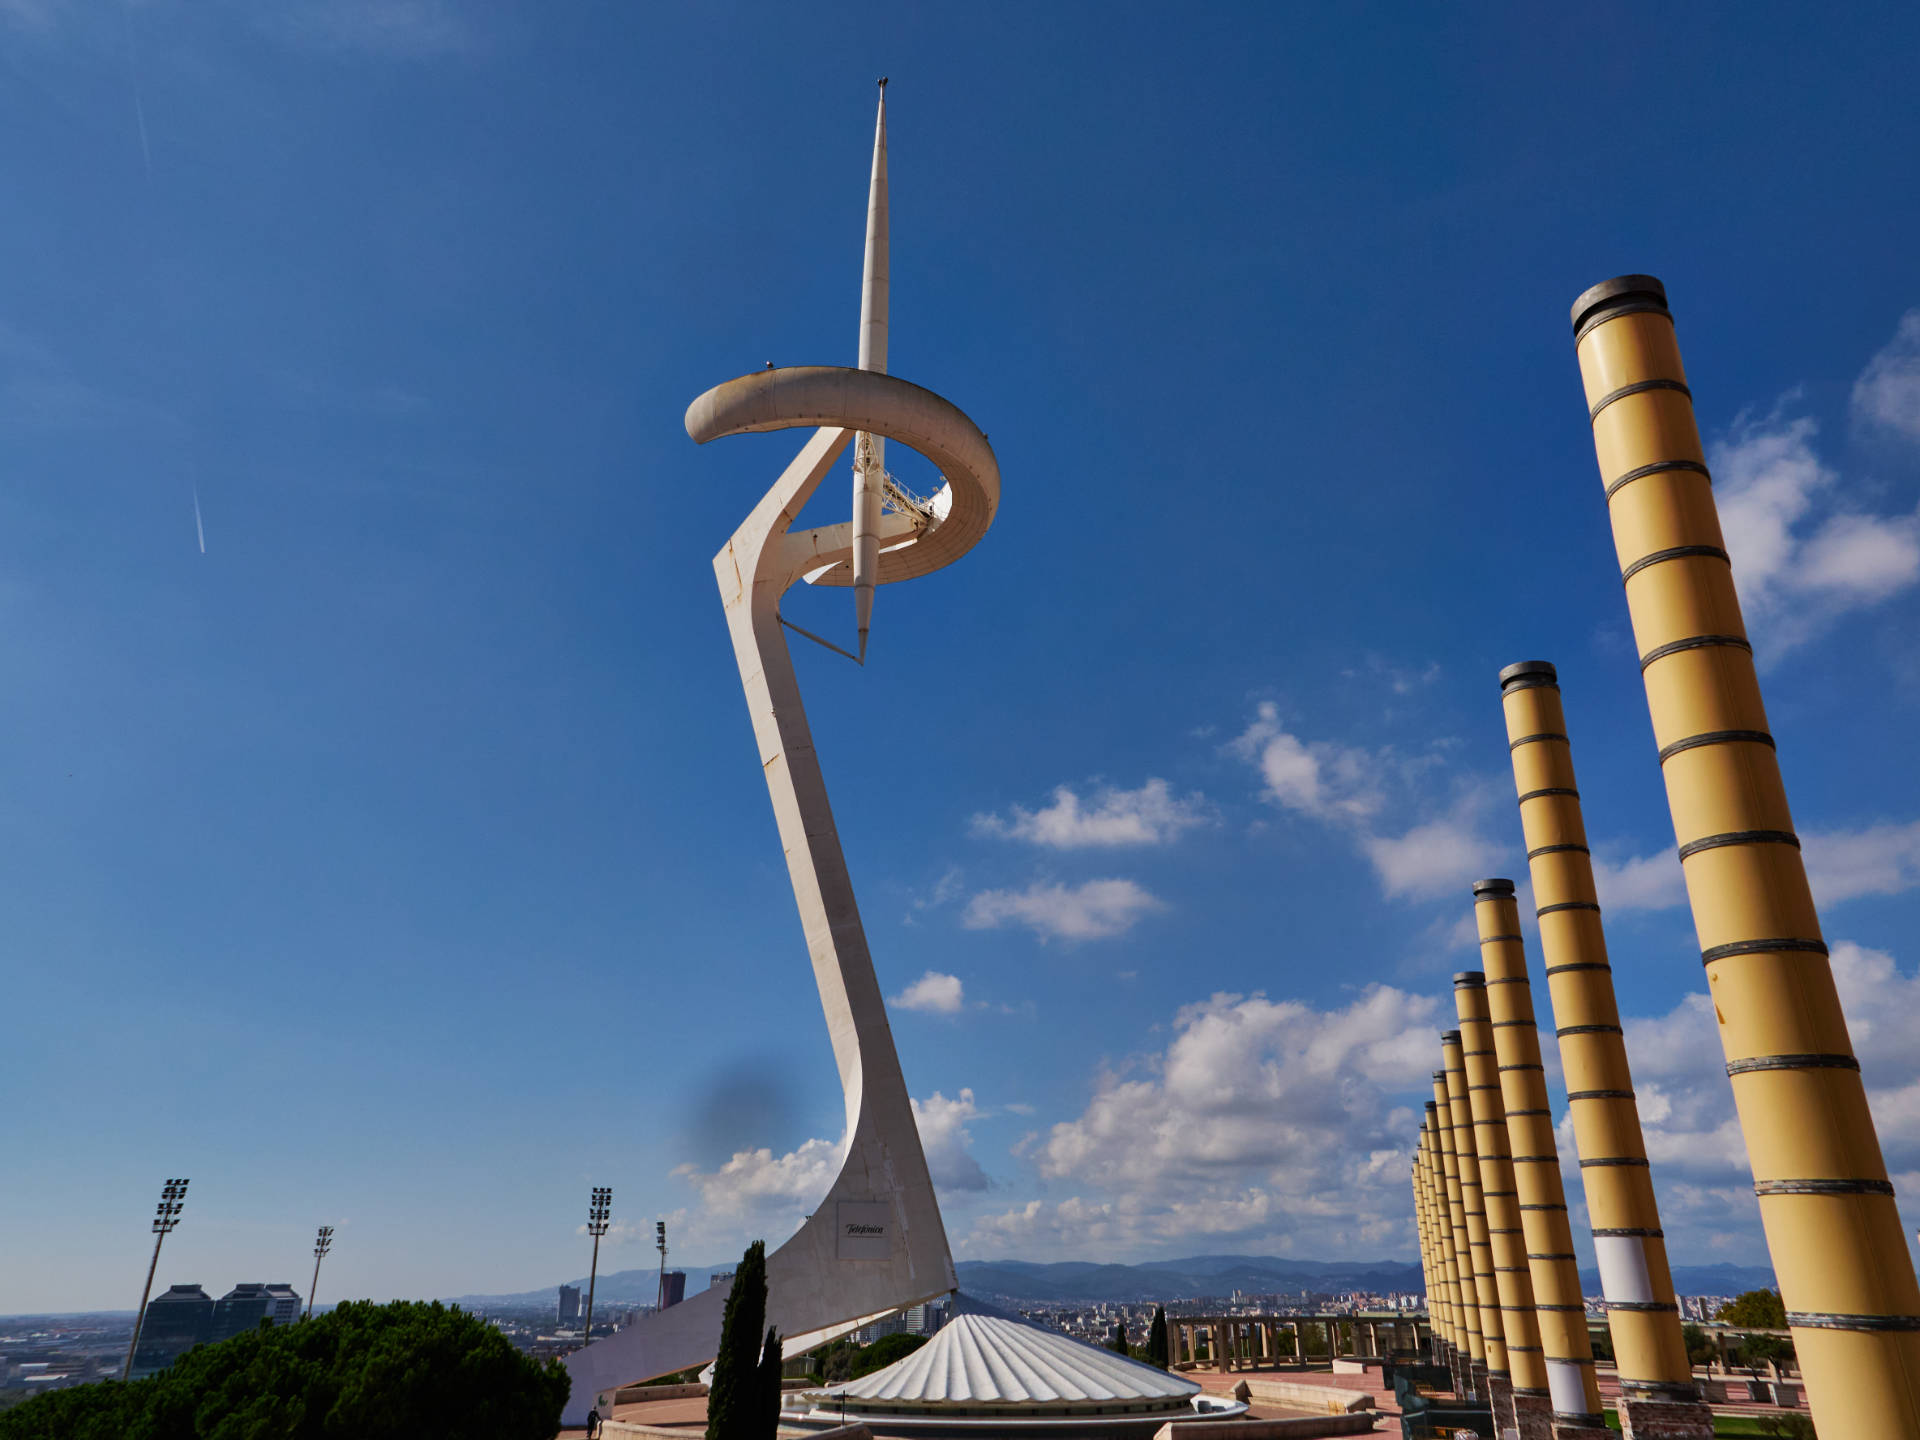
[878,76,888,89]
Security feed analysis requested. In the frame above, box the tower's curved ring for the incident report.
[686,365,999,586]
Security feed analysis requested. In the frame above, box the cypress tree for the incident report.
[1147,1306,1169,1370]
[756,1326,783,1436]
[706,1241,767,1440]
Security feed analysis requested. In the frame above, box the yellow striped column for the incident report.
[1475,879,1609,1439]
[1573,274,1920,1437]
[1417,1117,1454,1364]
[1435,1067,1486,1397]
[1501,661,1714,1437]
[1445,1028,1509,1409]
[1426,1101,1466,1383]
[1425,1106,1463,1368]
[1457,971,1555,1440]
[1413,1157,1438,1359]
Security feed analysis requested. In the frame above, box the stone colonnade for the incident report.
[1164,1315,1428,1371]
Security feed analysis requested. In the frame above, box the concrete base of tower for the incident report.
[1471,1360,1489,1399]
[1616,1393,1716,1439]
[1549,1414,1612,1440]
[1486,1371,1517,1437]
[1449,1350,1470,1398]
[1511,1390,1554,1440]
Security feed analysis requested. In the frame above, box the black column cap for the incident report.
[1472,878,1516,898]
[1453,971,1487,987]
[1571,274,1669,335]
[1441,1029,1463,1042]
[1499,659,1559,694]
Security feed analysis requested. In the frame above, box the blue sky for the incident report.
[4,2,1920,1314]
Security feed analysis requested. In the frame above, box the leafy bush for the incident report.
[849,1333,925,1379]
[0,1300,567,1440]
[1741,1332,1796,1366]
[1717,1289,1787,1329]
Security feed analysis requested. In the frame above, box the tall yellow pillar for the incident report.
[1444,1029,1511,1418]
[1572,274,1920,1437]
[1435,1067,1487,1395]
[1501,661,1715,1438]
[1430,1104,1467,1368]
[1475,879,1609,1439]
[1417,1118,1455,1363]
[1456,971,1556,1440]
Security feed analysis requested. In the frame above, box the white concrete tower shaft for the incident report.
[852,79,888,661]
[558,85,1002,1427]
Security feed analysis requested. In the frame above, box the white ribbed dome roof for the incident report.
[824,1310,1201,1410]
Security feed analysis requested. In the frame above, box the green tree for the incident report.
[1680,1323,1717,1367]
[849,1333,926,1379]
[1717,1289,1787,1329]
[0,1300,567,1440]
[1742,1332,1796,1367]
[809,1337,860,1384]
[1146,1306,1170,1370]
[755,1327,783,1436]
[707,1240,770,1440]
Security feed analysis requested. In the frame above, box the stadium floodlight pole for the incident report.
[583,1187,612,1347]
[1571,275,1920,1436]
[306,1226,334,1320]
[122,1178,189,1382]
[655,1218,667,1313]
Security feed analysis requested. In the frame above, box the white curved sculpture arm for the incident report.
[560,369,995,1426]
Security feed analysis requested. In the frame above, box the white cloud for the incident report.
[959,986,1439,1259]
[1711,408,1920,657]
[1361,817,1501,901]
[1853,309,1920,442]
[0,0,54,33]
[671,1085,990,1253]
[913,1089,990,1193]
[671,1135,845,1251]
[1590,846,1685,912]
[1228,703,1383,822]
[963,878,1164,943]
[1602,941,1920,1257]
[972,779,1209,848]
[262,0,473,57]
[1559,821,1920,914]
[892,970,965,1015]
[1803,820,1920,905]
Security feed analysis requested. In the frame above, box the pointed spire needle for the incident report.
[851,80,888,664]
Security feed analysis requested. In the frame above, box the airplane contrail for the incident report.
[123,1,152,183]
[192,481,205,554]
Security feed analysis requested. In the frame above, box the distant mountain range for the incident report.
[450,1254,1779,1310]
[444,1265,732,1310]
[951,1255,1777,1304]
[2,1255,1782,1323]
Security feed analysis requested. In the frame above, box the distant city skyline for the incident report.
[4,3,1920,1313]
